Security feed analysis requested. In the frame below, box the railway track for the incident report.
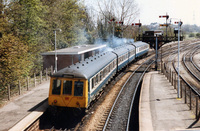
[22,52,154,131]
[162,41,200,87]
[102,59,154,131]
[173,42,200,90]
[17,39,200,131]
[158,40,200,120]
[183,45,200,82]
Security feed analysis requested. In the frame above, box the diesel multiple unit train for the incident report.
[48,41,149,112]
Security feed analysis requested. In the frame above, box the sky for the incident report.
[134,0,200,26]
[84,0,200,26]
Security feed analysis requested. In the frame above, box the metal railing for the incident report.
[161,62,200,119]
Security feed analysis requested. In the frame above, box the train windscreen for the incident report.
[74,81,83,96]
[52,79,61,95]
[63,80,72,95]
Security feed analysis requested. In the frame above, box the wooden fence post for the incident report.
[18,80,21,95]
[46,68,48,81]
[8,84,10,101]
[40,71,42,84]
[27,76,29,91]
[34,73,36,87]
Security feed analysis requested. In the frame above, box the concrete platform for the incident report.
[0,81,49,131]
[139,71,200,131]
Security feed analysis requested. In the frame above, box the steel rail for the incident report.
[126,60,154,131]
[102,58,154,131]
[183,53,200,82]
[172,59,200,97]
[191,46,200,72]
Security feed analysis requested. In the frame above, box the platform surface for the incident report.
[139,71,200,131]
[0,81,49,131]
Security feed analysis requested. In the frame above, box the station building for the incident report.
[41,44,107,71]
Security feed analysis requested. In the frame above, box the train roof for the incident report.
[51,43,146,79]
[112,44,135,56]
[52,51,116,79]
[132,41,148,47]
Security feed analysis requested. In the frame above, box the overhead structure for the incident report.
[136,14,184,49]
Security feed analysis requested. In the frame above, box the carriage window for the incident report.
[108,65,110,72]
[104,68,107,76]
[74,81,83,96]
[110,63,113,70]
[96,75,98,84]
[52,79,61,95]
[100,71,103,81]
[92,78,95,89]
[63,80,72,95]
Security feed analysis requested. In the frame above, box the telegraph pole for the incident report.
[174,20,183,98]
[155,35,158,71]
[53,28,62,72]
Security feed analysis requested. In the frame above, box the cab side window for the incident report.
[52,79,61,95]
[74,81,83,96]
[63,80,72,95]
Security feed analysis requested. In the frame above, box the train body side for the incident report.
[48,42,149,110]
[48,51,117,109]
[133,41,149,58]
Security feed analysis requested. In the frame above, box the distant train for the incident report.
[48,41,149,113]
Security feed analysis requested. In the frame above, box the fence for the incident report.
[0,66,54,103]
[161,62,200,119]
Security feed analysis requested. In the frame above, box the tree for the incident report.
[189,33,195,37]
[6,0,49,73]
[0,34,32,89]
[0,0,10,36]
[0,0,97,96]
[40,0,89,47]
[196,33,200,38]
[6,0,94,73]
[97,0,139,38]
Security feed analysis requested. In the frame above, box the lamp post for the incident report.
[155,34,158,71]
[167,17,183,98]
[177,22,180,98]
[54,28,62,73]
[177,21,182,98]
[174,20,183,98]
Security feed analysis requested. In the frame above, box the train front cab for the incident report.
[48,77,88,109]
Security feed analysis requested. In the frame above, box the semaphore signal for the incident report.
[159,15,169,19]
[132,23,142,27]
[174,21,183,26]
